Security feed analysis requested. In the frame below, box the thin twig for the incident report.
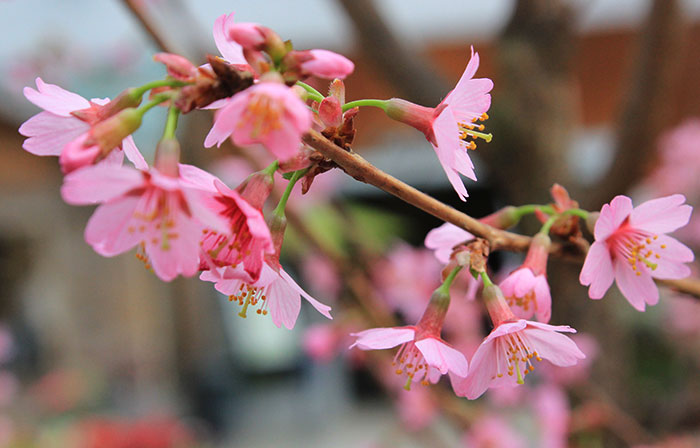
[122,0,173,53]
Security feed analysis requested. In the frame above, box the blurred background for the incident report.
[1,0,700,446]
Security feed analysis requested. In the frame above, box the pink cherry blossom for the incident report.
[204,81,311,161]
[61,162,227,281]
[200,263,332,330]
[499,233,552,322]
[197,177,274,283]
[453,319,585,399]
[579,195,694,311]
[19,78,147,172]
[385,48,492,201]
[372,243,442,322]
[350,287,469,389]
[462,415,526,448]
[302,323,341,363]
[534,384,570,448]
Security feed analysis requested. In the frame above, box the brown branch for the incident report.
[121,0,173,53]
[303,129,700,300]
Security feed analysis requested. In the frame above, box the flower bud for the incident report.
[59,134,101,174]
[228,22,266,50]
[153,53,198,81]
[318,96,343,128]
[479,206,520,229]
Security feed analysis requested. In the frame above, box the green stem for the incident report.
[296,81,325,103]
[137,93,172,116]
[514,204,555,219]
[480,271,495,288]
[437,265,463,294]
[131,79,189,100]
[262,160,280,176]
[540,214,559,235]
[342,99,388,112]
[162,107,180,139]
[273,168,307,217]
[562,208,590,220]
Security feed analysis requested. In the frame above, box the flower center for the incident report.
[494,331,542,385]
[609,229,664,276]
[506,291,536,313]
[200,201,255,268]
[239,93,283,138]
[128,188,181,251]
[392,341,431,390]
[458,113,491,150]
[229,283,269,318]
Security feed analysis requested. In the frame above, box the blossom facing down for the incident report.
[200,263,332,330]
[350,288,469,389]
[453,319,584,400]
[452,284,584,400]
[579,195,694,311]
[204,81,311,161]
[61,163,228,282]
[385,48,493,201]
[19,78,147,172]
[499,233,552,322]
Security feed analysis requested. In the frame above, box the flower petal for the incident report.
[349,327,415,350]
[279,268,332,319]
[651,235,694,279]
[24,78,90,116]
[121,135,148,170]
[595,195,633,241]
[523,327,585,366]
[61,164,143,205]
[613,258,657,311]
[415,337,469,376]
[213,13,246,65]
[266,274,301,330]
[630,194,692,235]
[19,112,90,156]
[453,337,498,399]
[84,197,141,256]
[579,241,614,299]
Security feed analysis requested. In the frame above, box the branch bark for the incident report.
[122,0,173,53]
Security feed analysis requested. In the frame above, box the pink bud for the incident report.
[300,49,354,80]
[318,96,343,128]
[228,22,266,50]
[153,53,198,80]
[59,134,101,174]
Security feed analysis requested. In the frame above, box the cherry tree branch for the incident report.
[303,129,700,299]
[122,0,173,53]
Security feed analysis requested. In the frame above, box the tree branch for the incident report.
[121,0,173,53]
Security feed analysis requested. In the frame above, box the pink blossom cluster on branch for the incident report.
[16,10,696,408]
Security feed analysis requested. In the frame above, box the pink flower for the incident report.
[579,195,694,311]
[302,323,341,363]
[372,243,442,322]
[193,167,275,283]
[452,284,584,399]
[424,222,473,264]
[533,385,570,448]
[385,48,493,201]
[499,233,552,322]
[61,162,228,281]
[200,262,332,330]
[350,288,469,389]
[462,415,526,448]
[19,78,147,171]
[204,80,311,161]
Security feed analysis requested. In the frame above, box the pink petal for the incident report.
[415,337,469,376]
[178,163,220,191]
[84,197,141,256]
[203,99,243,148]
[432,108,473,201]
[513,269,537,298]
[579,241,614,299]
[533,276,552,323]
[146,211,202,281]
[280,269,332,319]
[613,259,657,311]
[121,136,148,170]
[483,320,528,344]
[453,338,498,399]
[525,321,577,333]
[213,13,247,65]
[349,327,415,350]
[24,78,90,116]
[19,112,90,156]
[424,222,473,263]
[629,194,692,234]
[61,164,143,205]
[302,49,355,80]
[523,327,585,366]
[181,187,229,234]
[651,235,694,279]
[266,275,301,330]
[595,195,633,240]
